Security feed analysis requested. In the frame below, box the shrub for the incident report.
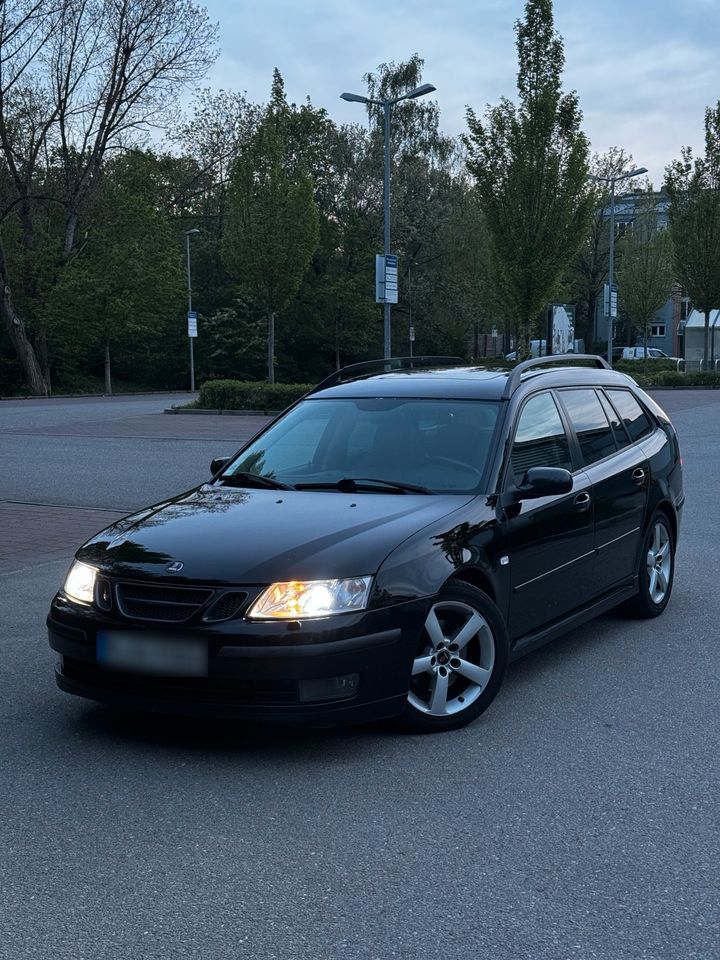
[196,379,315,411]
[613,359,678,374]
[629,370,720,389]
[656,371,720,388]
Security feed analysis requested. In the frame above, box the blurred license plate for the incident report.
[96,631,207,677]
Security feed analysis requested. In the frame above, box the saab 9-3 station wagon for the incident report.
[48,355,684,732]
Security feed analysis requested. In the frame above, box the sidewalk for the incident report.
[0,501,125,572]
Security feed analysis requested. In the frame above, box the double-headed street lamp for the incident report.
[340,82,436,359]
[590,167,647,367]
[185,228,200,391]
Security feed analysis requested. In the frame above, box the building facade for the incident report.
[594,192,683,357]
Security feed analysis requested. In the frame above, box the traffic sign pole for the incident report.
[185,231,199,392]
[383,101,391,359]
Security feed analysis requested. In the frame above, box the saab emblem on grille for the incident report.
[166,561,184,572]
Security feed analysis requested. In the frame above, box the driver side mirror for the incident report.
[210,457,230,476]
[501,466,573,510]
[515,466,573,500]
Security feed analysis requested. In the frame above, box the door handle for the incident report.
[573,491,592,512]
[632,467,646,485]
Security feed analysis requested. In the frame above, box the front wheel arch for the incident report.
[397,580,509,733]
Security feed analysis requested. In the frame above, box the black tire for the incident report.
[397,581,509,734]
[625,510,675,618]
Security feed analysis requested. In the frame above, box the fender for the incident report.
[373,497,512,620]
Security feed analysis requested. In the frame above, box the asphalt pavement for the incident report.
[0,390,718,960]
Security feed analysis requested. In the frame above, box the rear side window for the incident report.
[510,392,572,480]
[606,389,653,443]
[598,390,630,450]
[559,389,617,466]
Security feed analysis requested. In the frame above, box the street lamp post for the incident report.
[590,167,647,368]
[341,82,436,359]
[185,228,200,391]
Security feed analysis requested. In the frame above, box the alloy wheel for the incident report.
[408,600,496,717]
[646,520,672,605]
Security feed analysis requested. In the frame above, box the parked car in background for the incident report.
[622,346,678,361]
[48,355,684,733]
[505,339,584,361]
[601,347,625,363]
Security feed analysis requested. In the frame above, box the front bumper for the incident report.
[48,596,427,726]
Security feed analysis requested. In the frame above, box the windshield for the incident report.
[222,397,501,494]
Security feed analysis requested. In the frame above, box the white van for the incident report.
[622,346,677,361]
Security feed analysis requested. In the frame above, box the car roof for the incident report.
[313,367,509,401]
[310,362,637,402]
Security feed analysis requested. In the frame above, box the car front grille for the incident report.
[203,592,249,622]
[115,582,215,623]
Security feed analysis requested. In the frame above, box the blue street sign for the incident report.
[375,254,399,304]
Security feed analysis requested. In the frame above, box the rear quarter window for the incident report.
[558,389,617,466]
[606,389,653,443]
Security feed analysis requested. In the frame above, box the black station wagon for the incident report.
[48,355,684,732]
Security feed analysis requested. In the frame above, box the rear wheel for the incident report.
[398,582,508,733]
[626,512,675,618]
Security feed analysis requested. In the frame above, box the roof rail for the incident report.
[502,354,611,399]
[310,356,466,395]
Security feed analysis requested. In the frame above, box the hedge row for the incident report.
[613,359,678,374]
[195,368,720,412]
[634,370,720,389]
[196,379,315,411]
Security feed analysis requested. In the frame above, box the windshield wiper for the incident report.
[295,477,434,495]
[217,472,294,491]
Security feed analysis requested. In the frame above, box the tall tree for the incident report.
[222,71,320,383]
[43,151,184,392]
[0,0,217,393]
[566,148,642,348]
[616,196,673,360]
[463,0,593,357]
[666,103,720,366]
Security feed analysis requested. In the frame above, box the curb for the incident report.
[1,390,198,401]
[165,407,281,417]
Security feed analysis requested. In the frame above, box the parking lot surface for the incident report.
[0,389,717,960]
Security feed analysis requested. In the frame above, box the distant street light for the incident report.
[341,82,437,359]
[589,167,647,367]
[185,228,200,391]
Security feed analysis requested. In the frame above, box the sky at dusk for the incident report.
[191,0,720,185]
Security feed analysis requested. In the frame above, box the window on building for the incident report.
[650,323,665,338]
[616,221,633,237]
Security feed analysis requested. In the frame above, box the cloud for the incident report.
[197,0,720,182]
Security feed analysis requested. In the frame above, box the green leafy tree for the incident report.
[566,148,644,348]
[616,197,673,363]
[44,152,184,392]
[463,0,593,357]
[666,103,720,366]
[363,55,482,357]
[222,72,320,383]
[285,121,379,374]
[0,0,217,394]
[196,303,266,382]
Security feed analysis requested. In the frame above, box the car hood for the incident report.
[78,485,474,584]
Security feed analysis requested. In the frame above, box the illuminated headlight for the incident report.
[247,577,373,620]
[63,561,97,605]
